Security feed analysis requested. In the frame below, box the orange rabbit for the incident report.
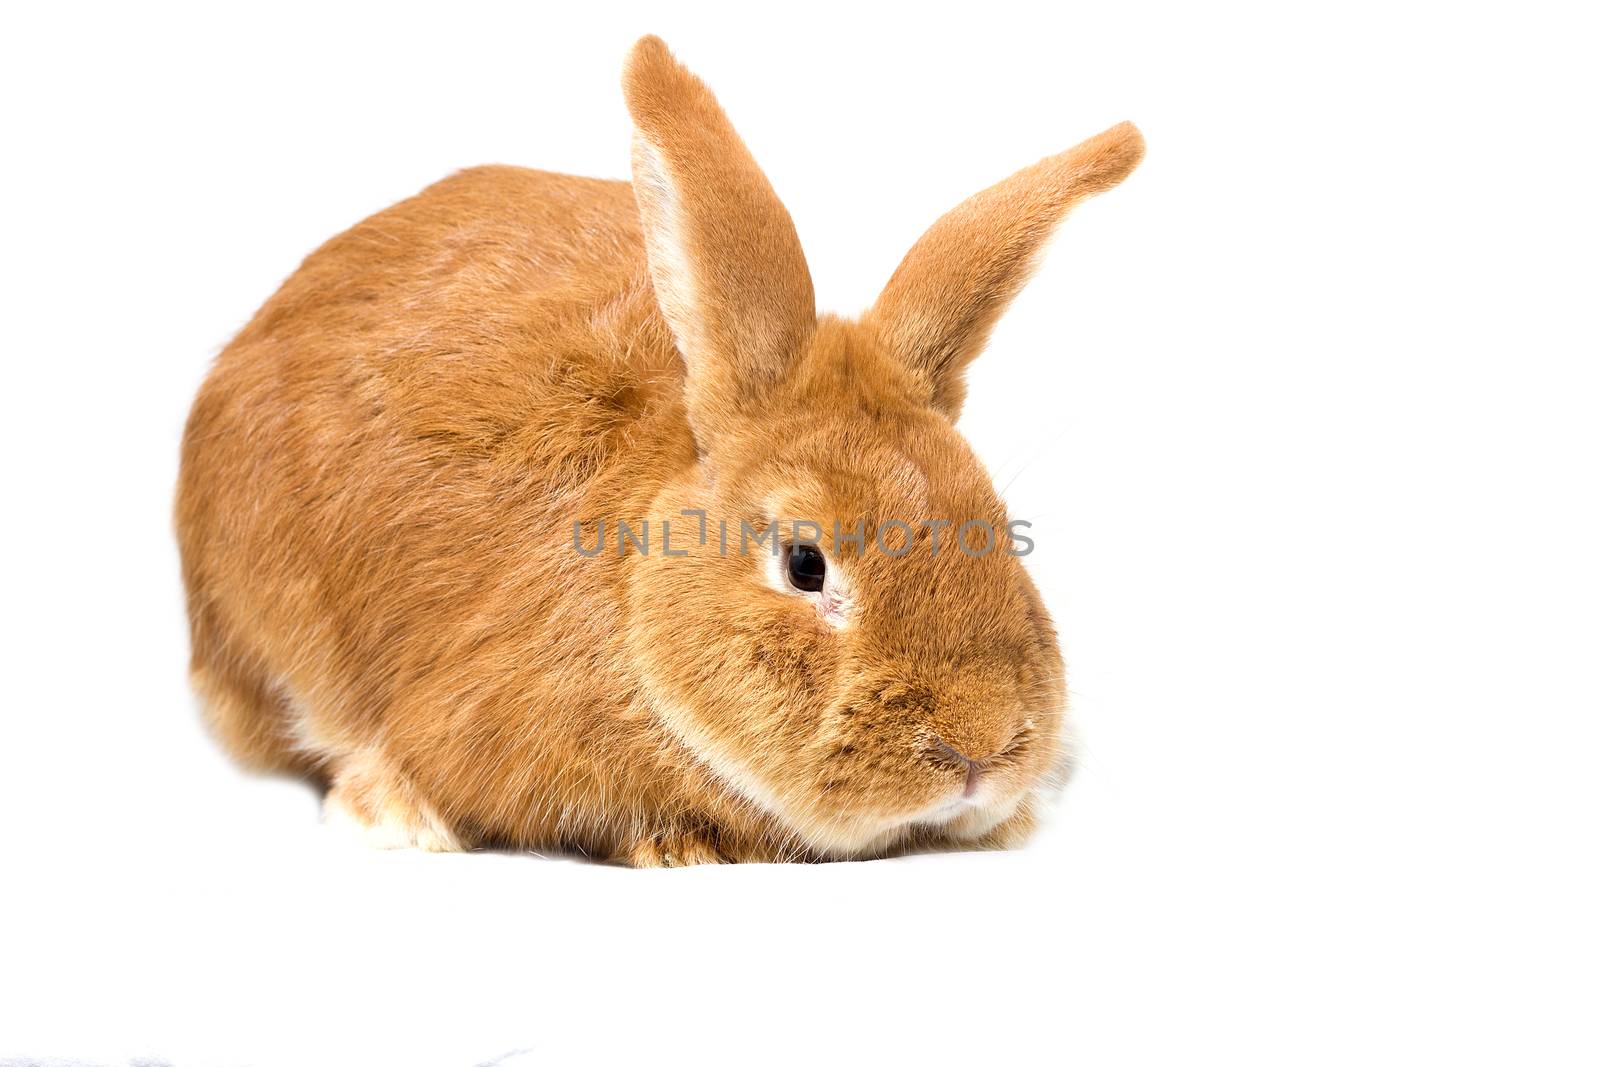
[175,35,1144,864]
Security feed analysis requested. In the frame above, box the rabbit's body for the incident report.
[179,167,779,860]
[178,37,1143,864]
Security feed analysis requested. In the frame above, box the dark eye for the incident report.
[786,543,826,593]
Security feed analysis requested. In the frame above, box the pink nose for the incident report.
[934,741,985,797]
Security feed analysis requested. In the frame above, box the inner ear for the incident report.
[623,36,816,451]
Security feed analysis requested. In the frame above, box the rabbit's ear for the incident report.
[864,122,1145,417]
[623,36,816,449]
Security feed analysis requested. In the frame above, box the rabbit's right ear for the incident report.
[623,36,816,452]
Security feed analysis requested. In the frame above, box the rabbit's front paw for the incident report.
[624,830,727,868]
[322,751,463,853]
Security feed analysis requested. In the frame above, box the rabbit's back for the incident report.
[177,166,692,785]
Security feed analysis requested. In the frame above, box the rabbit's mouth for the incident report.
[910,752,1028,825]
[921,793,983,823]
[910,784,1028,840]
[912,724,1037,818]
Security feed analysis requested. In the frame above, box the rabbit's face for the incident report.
[619,35,1138,856]
[625,323,1067,856]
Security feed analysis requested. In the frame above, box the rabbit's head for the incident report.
[619,37,1142,856]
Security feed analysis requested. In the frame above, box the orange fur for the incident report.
[175,35,1143,865]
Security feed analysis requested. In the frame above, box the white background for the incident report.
[3,2,1595,1064]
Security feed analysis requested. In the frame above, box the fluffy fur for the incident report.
[175,35,1144,865]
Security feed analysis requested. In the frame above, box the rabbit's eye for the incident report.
[786,543,826,593]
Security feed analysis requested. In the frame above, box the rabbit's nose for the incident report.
[933,734,1014,797]
[935,744,983,797]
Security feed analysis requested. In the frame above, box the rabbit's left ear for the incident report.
[623,36,816,450]
[864,122,1145,418]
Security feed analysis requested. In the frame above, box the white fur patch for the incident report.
[911,785,1025,839]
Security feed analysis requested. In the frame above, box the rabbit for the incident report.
[175,35,1144,865]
